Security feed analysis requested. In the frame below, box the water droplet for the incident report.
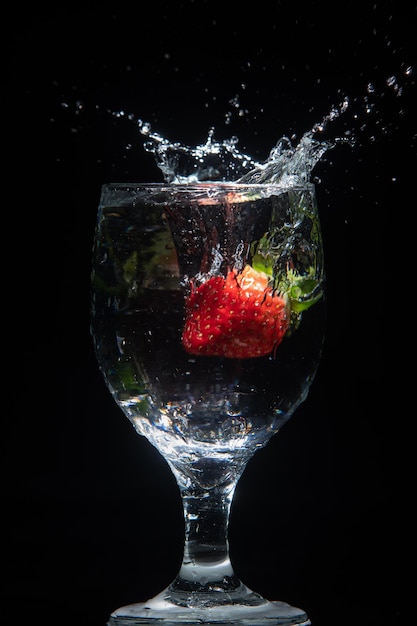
[229,95,240,108]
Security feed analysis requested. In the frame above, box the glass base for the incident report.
[107,585,310,625]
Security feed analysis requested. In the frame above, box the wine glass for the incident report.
[90,181,325,625]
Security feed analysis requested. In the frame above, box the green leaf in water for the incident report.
[284,266,323,313]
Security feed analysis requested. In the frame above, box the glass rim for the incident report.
[101,181,316,192]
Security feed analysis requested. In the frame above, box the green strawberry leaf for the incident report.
[284,267,323,312]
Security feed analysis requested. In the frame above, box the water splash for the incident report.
[52,62,414,179]
[138,122,261,183]
[138,98,352,187]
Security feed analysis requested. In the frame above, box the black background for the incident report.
[3,2,415,625]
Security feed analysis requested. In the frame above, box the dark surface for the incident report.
[3,2,414,625]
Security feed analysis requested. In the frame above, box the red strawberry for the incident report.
[182,265,289,359]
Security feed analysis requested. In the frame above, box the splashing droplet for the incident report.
[137,98,352,187]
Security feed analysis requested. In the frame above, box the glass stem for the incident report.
[168,461,244,594]
[181,485,234,585]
